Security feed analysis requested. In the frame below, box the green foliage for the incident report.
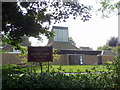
[105,61,112,65]
[68,37,76,46]
[112,46,120,54]
[34,65,107,73]
[2,64,119,89]
[17,47,60,64]
[52,49,60,60]
[2,47,120,89]
[106,37,118,47]
[112,47,120,88]
[97,45,113,50]
[2,64,31,74]
[17,47,28,63]
[2,2,91,50]
[103,61,112,65]
[97,45,120,54]
[97,39,120,88]
[97,0,119,17]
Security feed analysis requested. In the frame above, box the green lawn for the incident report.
[33,65,108,73]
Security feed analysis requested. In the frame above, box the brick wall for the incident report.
[101,56,115,63]
[2,53,69,65]
[52,54,68,65]
[2,53,114,65]
[2,53,22,64]
[52,54,99,65]
[84,55,98,65]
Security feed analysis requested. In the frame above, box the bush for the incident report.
[2,63,120,89]
[2,64,31,75]
[2,72,93,89]
[103,61,112,65]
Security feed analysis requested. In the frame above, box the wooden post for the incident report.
[39,62,43,74]
[31,62,33,74]
[48,62,49,73]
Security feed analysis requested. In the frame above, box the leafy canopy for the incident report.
[97,37,119,54]
[2,1,91,50]
[106,37,118,47]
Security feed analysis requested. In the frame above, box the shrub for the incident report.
[2,63,120,89]
[103,61,112,65]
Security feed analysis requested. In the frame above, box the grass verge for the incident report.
[33,65,108,73]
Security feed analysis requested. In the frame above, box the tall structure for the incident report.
[47,26,104,65]
[48,26,69,43]
[47,26,78,50]
[53,26,68,42]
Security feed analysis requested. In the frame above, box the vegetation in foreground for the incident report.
[34,64,108,73]
[2,59,120,89]
[2,64,108,73]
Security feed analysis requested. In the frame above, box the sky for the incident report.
[29,0,118,50]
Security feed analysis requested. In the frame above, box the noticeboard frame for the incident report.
[28,46,53,62]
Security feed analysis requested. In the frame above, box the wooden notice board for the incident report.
[28,46,53,62]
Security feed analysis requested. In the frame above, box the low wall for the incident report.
[2,53,22,64]
[84,55,98,65]
[52,54,68,65]
[2,53,68,65]
[1,53,115,65]
[101,56,115,63]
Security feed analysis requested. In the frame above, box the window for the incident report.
[53,28,68,42]
[80,55,83,64]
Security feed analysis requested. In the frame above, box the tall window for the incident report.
[53,28,68,42]
[80,55,83,64]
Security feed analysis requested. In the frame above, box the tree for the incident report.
[97,44,120,54]
[2,1,91,50]
[2,2,53,50]
[97,45,113,51]
[68,37,76,46]
[107,37,118,47]
[96,0,120,17]
[97,36,120,54]
[21,36,31,46]
[97,37,118,49]
[97,37,119,53]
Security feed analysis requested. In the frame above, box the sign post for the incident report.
[39,62,43,73]
[28,46,53,73]
[48,62,49,72]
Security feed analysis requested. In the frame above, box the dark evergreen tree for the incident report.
[107,37,118,47]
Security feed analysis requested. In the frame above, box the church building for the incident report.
[47,26,103,65]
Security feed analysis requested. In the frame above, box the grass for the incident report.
[32,65,108,73]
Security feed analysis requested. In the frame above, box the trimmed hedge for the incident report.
[2,64,120,89]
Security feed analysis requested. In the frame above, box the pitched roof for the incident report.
[79,47,93,51]
[52,26,68,30]
[54,50,102,55]
[47,42,78,50]
[101,50,116,56]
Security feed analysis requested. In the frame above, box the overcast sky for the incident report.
[29,0,118,50]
